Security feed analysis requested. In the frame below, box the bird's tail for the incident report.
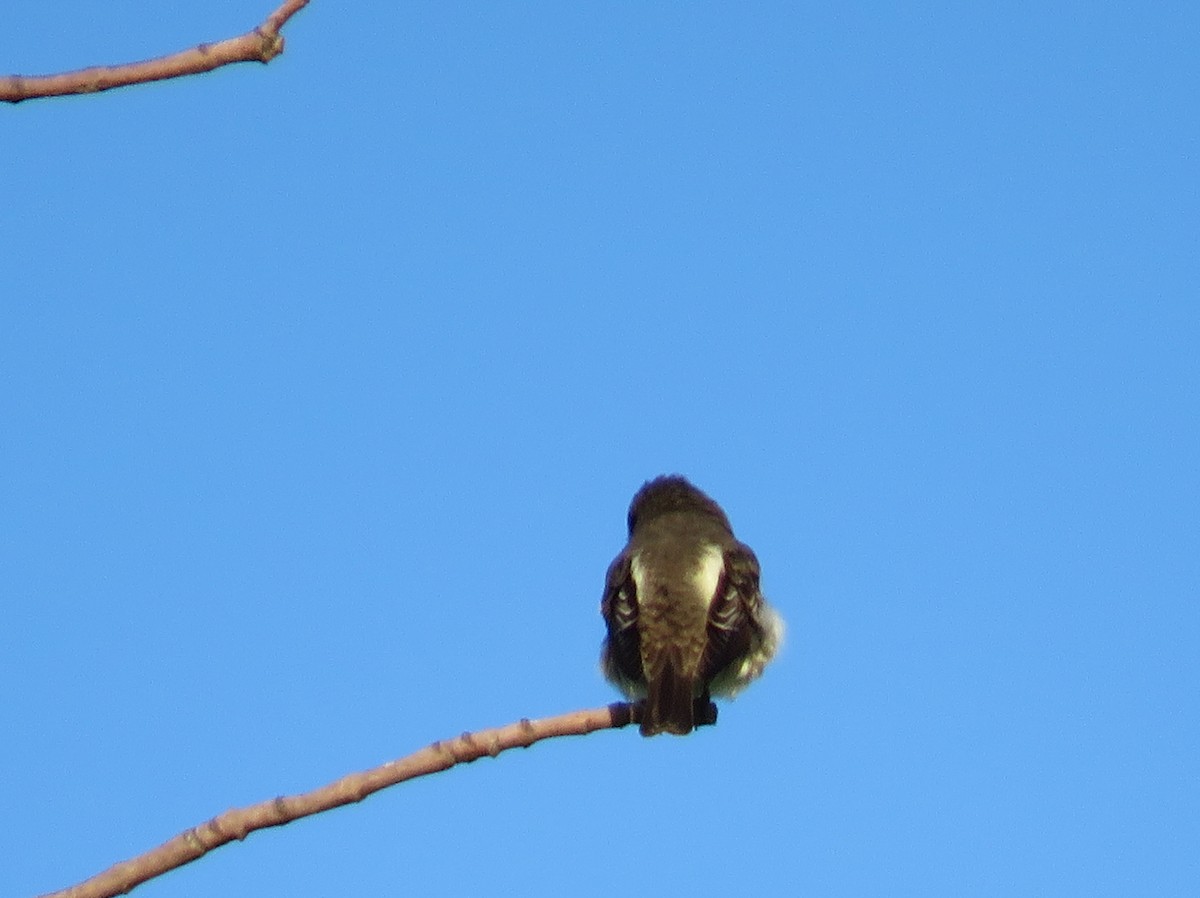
[641,658,696,736]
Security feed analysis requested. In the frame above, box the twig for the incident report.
[1,0,310,104]
[38,703,637,898]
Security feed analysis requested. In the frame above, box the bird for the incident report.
[600,475,783,736]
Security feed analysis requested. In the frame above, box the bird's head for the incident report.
[626,475,732,536]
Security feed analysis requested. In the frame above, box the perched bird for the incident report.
[600,476,783,736]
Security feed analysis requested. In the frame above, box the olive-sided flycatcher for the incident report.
[600,476,783,736]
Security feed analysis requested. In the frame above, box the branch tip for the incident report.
[1,0,310,103]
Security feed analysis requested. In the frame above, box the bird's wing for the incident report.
[600,549,643,688]
[699,542,762,686]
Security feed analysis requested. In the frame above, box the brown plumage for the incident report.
[600,476,783,736]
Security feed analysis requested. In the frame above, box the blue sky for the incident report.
[3,2,1197,896]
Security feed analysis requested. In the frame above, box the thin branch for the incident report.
[1,0,310,104]
[38,703,639,898]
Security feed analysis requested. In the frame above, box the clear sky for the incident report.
[3,2,1197,896]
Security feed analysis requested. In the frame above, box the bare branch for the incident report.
[38,703,638,898]
[1,0,310,104]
